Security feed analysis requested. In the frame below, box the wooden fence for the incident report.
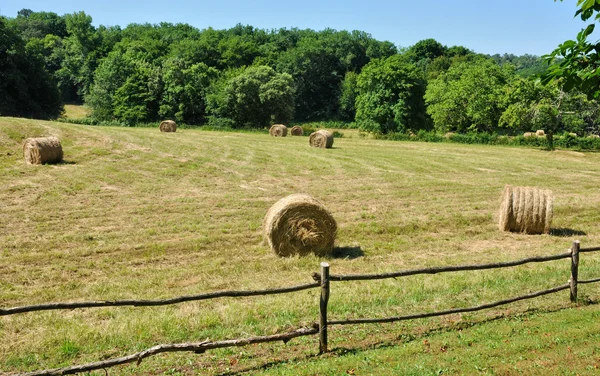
[3,240,600,376]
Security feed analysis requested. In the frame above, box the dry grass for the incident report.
[2,117,600,374]
[61,105,91,119]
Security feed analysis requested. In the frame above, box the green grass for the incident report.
[2,116,600,375]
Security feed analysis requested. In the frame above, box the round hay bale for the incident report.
[290,125,304,136]
[536,129,545,137]
[269,124,288,137]
[523,132,534,138]
[159,120,177,132]
[263,194,337,257]
[23,137,63,165]
[498,185,553,235]
[309,130,334,148]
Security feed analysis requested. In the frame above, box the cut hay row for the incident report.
[309,130,334,148]
[263,194,337,257]
[23,136,63,165]
[269,124,288,137]
[159,120,177,132]
[498,185,553,235]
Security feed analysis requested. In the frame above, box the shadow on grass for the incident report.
[218,303,600,376]
[328,246,364,260]
[550,228,587,237]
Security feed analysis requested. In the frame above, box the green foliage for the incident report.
[159,59,218,124]
[425,58,513,132]
[339,71,358,121]
[490,53,551,77]
[8,9,67,40]
[407,38,446,62]
[0,17,63,119]
[355,55,428,133]
[379,130,600,150]
[86,51,134,121]
[112,63,160,125]
[207,65,295,128]
[542,0,600,99]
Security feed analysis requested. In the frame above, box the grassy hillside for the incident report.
[2,117,600,374]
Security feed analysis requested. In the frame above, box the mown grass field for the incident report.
[2,117,600,375]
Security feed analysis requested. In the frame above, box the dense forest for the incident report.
[1,8,599,136]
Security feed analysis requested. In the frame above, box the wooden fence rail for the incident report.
[5,240,600,376]
[319,252,573,282]
[18,325,319,376]
[0,282,320,316]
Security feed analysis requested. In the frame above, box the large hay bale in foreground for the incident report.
[290,125,304,136]
[23,137,63,165]
[309,130,334,148]
[263,194,337,257]
[159,120,177,132]
[498,185,553,234]
[269,124,288,137]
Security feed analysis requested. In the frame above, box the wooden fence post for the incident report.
[319,262,330,354]
[570,240,580,303]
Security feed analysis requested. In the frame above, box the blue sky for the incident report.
[1,0,592,55]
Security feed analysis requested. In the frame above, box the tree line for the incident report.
[1,7,598,137]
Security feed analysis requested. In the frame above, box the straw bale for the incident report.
[269,124,288,137]
[263,193,337,257]
[23,137,63,165]
[309,130,334,148]
[536,129,545,137]
[498,185,553,234]
[523,132,534,138]
[160,120,177,132]
[290,125,304,136]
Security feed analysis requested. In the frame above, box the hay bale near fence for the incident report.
[23,137,63,165]
[309,130,334,148]
[290,125,304,136]
[159,120,177,132]
[498,185,553,234]
[269,124,288,137]
[263,193,337,257]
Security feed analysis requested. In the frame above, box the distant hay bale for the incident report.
[444,132,455,139]
[159,120,177,132]
[23,137,63,165]
[588,134,600,138]
[568,132,577,137]
[523,132,534,138]
[536,129,545,137]
[269,124,288,137]
[290,125,304,136]
[498,185,553,235]
[309,130,334,148]
[263,193,337,257]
